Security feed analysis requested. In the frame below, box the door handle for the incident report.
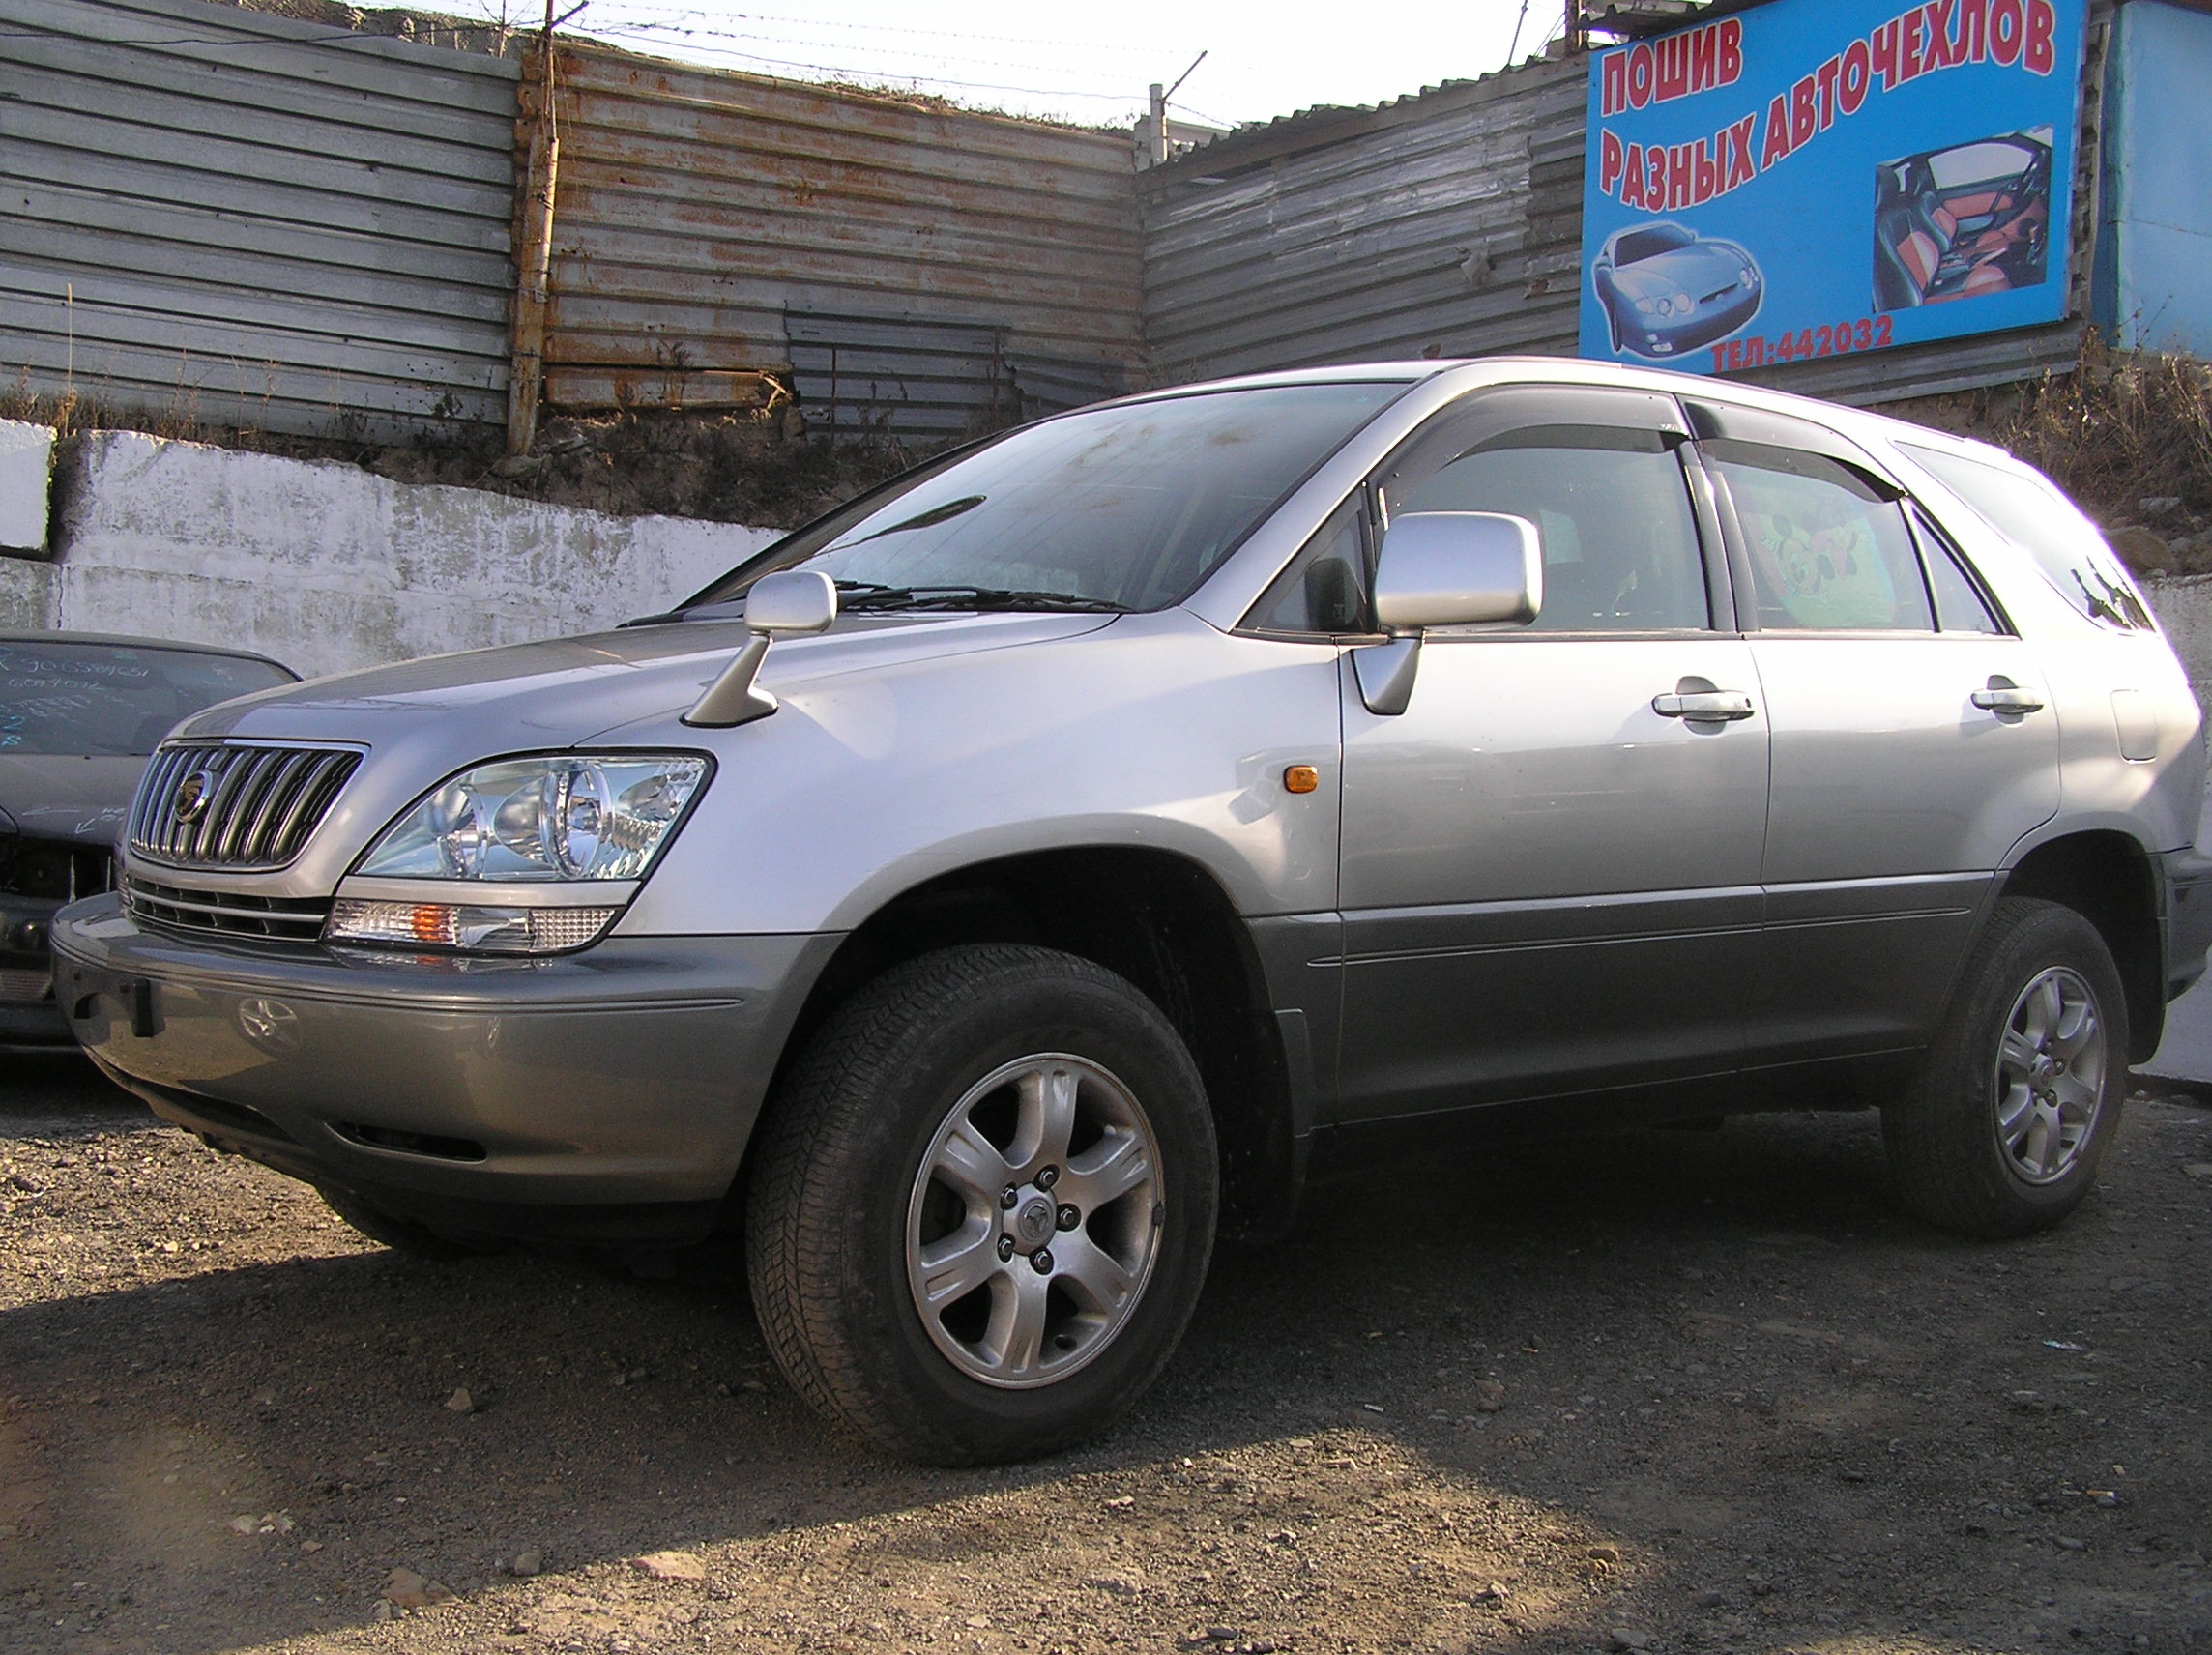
[1971,680,2046,715]
[1653,690,1757,722]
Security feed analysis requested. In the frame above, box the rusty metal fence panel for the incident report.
[0,0,520,438]
[541,44,1145,423]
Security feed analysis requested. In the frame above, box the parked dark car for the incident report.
[1592,221,1763,358]
[2,632,296,1049]
[1875,130,2052,310]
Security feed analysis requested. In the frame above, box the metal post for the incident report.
[506,0,560,456]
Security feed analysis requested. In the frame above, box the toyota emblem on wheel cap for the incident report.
[1015,1196,1055,1249]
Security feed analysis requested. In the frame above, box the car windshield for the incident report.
[687,382,1408,614]
[1928,139,2036,189]
[1615,225,1696,264]
[0,641,294,757]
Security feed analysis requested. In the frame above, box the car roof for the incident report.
[0,630,299,677]
[1120,356,2020,473]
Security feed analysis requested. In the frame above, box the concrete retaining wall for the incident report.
[2141,574,2212,720]
[0,422,777,678]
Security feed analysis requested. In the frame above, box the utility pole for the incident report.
[1144,53,1205,169]
[1565,0,1586,53]
[507,0,561,455]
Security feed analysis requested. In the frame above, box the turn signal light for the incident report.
[1284,765,1320,794]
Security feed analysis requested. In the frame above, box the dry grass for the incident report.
[1897,340,2212,576]
[0,368,918,533]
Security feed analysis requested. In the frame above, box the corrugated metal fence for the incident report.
[540,44,1145,439]
[0,0,521,438]
[0,0,2134,446]
[1142,60,1590,385]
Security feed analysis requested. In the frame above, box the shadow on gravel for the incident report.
[5,1101,2205,1653]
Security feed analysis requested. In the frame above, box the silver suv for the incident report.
[54,360,2212,1464]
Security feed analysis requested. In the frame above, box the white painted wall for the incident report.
[4,429,778,677]
[0,420,54,555]
[2142,574,2212,719]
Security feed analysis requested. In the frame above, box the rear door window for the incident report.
[1912,511,2007,634]
[1899,443,2153,631]
[1706,441,1934,632]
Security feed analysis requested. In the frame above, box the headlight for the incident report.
[1634,297,1662,315]
[356,754,707,882]
[327,754,709,954]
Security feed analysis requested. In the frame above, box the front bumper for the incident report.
[51,893,839,1244]
[1,890,70,1049]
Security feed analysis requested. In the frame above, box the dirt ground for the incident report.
[1,1058,2207,1655]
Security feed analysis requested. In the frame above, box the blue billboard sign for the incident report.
[1580,0,2085,374]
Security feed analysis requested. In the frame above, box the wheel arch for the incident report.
[754,844,1303,1239]
[1999,828,2165,1062]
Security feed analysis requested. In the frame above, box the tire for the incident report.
[1882,897,2129,1238]
[744,944,1218,1465]
[319,1188,502,1260]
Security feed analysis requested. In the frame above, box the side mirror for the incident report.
[683,570,839,728]
[1372,512,1543,631]
[742,568,838,636]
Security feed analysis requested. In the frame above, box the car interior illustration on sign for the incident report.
[1876,127,2053,311]
[1591,222,1765,359]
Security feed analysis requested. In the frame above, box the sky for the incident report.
[476,1,1571,131]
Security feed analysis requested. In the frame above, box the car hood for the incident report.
[1611,243,1748,301]
[0,754,149,846]
[175,611,1119,750]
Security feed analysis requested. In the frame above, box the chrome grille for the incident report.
[130,743,360,872]
[123,876,332,943]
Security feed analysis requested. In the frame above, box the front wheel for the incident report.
[744,945,1218,1464]
[1882,897,2128,1237]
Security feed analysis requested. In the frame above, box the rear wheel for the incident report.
[745,944,1218,1464]
[1882,897,2127,1237]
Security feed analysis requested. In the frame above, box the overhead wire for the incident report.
[580,3,1157,60]
[584,15,1152,83]
[579,23,1147,103]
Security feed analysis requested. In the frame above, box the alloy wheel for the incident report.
[905,1054,1163,1388]
[1992,966,2106,1186]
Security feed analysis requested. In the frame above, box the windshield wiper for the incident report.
[634,579,1121,625]
[837,585,1125,614]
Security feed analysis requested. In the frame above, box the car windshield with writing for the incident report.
[690,383,1409,616]
[1614,224,1698,264]
[0,641,295,757]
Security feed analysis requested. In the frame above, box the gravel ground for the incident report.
[2,1056,2208,1655]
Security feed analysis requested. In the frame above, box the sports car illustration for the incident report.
[1875,128,2052,311]
[1591,222,1764,359]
